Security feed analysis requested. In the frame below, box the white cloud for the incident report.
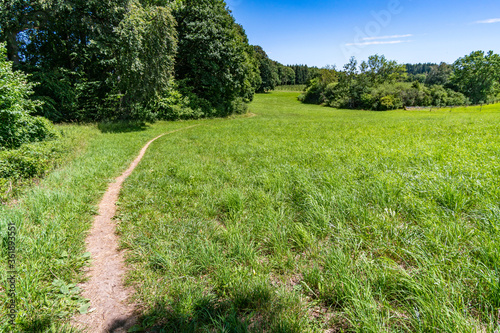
[361,34,413,41]
[346,40,410,46]
[475,18,500,24]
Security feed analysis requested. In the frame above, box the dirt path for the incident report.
[72,125,200,333]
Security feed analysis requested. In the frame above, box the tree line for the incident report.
[251,48,322,92]
[299,51,500,110]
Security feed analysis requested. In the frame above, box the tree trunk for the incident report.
[6,30,20,66]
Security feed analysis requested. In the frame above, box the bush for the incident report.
[157,87,203,121]
[299,78,325,104]
[0,114,59,149]
[0,43,58,149]
[30,68,79,122]
[380,95,397,110]
[299,55,469,111]
[230,97,249,115]
[0,139,67,201]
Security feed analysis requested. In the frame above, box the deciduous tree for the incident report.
[173,0,254,115]
[451,50,500,104]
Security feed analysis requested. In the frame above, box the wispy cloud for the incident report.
[361,34,413,41]
[346,40,410,46]
[475,18,500,24]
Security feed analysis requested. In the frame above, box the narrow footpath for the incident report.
[72,125,200,332]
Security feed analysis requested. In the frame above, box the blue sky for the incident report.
[226,0,500,67]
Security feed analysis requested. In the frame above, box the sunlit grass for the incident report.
[408,103,500,113]
[0,120,202,332]
[118,92,500,332]
[1,92,499,332]
[275,85,306,92]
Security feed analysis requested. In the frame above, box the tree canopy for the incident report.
[2,1,499,120]
[299,54,472,111]
[451,51,500,104]
[173,0,257,116]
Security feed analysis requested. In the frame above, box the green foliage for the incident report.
[360,54,407,85]
[298,68,338,104]
[425,62,453,86]
[405,63,436,76]
[379,94,397,110]
[2,0,131,121]
[0,140,63,201]
[173,0,255,116]
[277,64,296,85]
[2,0,260,121]
[0,44,39,115]
[29,68,79,122]
[288,64,319,85]
[1,0,180,121]
[0,43,58,149]
[234,23,261,102]
[300,55,468,110]
[363,82,466,110]
[0,114,59,149]
[157,85,203,120]
[451,50,500,104]
[115,2,177,121]
[254,45,280,92]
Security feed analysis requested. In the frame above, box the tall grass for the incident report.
[0,121,201,332]
[1,93,499,332]
[407,103,500,113]
[117,92,500,332]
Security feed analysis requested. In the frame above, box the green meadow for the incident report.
[0,121,201,331]
[1,92,500,332]
[118,92,500,332]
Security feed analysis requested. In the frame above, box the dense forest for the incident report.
[0,0,322,125]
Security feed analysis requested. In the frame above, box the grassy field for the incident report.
[1,92,500,332]
[407,103,500,113]
[274,85,306,92]
[115,92,500,332]
[0,120,204,332]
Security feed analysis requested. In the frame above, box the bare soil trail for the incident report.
[72,125,200,333]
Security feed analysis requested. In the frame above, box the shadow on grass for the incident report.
[107,294,301,333]
[19,317,80,333]
[97,121,149,134]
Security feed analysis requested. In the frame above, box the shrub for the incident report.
[157,88,202,121]
[0,114,59,149]
[299,78,326,104]
[380,95,396,110]
[0,139,66,201]
[0,43,58,149]
[230,97,249,115]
